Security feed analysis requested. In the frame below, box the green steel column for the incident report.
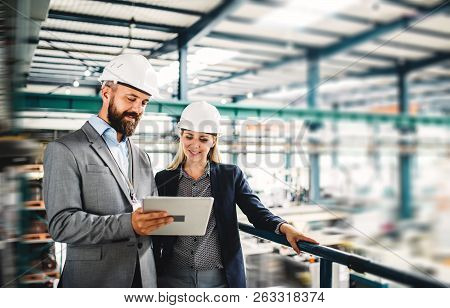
[285,138,292,183]
[307,50,319,109]
[331,103,339,168]
[178,45,188,101]
[307,49,321,202]
[398,68,408,114]
[399,153,412,219]
[231,120,238,165]
[398,68,413,219]
[309,153,320,202]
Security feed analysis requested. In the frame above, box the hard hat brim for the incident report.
[116,81,151,97]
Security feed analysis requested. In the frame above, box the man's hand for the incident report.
[131,207,174,236]
[280,223,319,255]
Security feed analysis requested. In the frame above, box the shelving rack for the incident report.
[16,164,59,288]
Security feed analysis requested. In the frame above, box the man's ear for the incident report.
[101,86,110,102]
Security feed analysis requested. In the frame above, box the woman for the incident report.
[153,102,318,288]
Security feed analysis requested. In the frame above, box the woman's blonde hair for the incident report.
[167,130,221,170]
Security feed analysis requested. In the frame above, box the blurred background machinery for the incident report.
[1,0,449,287]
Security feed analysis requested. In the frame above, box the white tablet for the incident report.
[142,197,214,236]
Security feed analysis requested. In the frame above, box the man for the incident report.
[43,54,173,287]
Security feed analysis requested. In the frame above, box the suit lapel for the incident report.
[167,169,180,196]
[129,139,139,188]
[209,162,221,199]
[209,162,222,220]
[82,122,133,206]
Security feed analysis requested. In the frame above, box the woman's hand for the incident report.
[280,223,319,254]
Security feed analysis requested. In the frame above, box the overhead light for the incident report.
[246,92,253,99]
[84,69,92,77]
[193,48,238,66]
[220,98,227,104]
[193,78,199,85]
[158,62,179,87]
[158,48,238,87]
[285,41,295,52]
[65,88,71,95]
[73,80,80,87]
[129,17,136,28]
[167,86,174,94]
[188,61,207,76]
[257,0,360,29]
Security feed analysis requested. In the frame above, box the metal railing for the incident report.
[238,223,448,288]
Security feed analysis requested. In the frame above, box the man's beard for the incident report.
[107,97,142,137]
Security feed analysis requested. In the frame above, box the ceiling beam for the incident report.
[192,2,447,91]
[347,51,399,63]
[36,45,125,56]
[30,65,86,72]
[194,43,299,58]
[230,74,450,103]
[320,1,449,58]
[383,0,449,14]
[149,0,245,57]
[405,52,450,72]
[47,10,183,33]
[40,27,166,43]
[225,15,343,38]
[347,52,450,77]
[89,0,203,16]
[208,31,316,50]
[37,38,155,50]
[26,77,99,87]
[32,53,110,64]
[373,39,444,54]
[191,54,306,90]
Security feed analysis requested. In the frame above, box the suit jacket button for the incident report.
[137,243,143,249]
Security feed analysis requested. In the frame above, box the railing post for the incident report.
[320,258,333,288]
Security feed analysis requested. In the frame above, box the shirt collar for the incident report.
[88,115,127,144]
[179,160,211,180]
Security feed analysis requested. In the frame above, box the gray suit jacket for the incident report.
[43,121,158,287]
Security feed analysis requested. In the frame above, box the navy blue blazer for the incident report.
[153,162,286,288]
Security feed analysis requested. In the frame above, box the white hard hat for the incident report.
[178,102,221,134]
[98,54,159,97]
